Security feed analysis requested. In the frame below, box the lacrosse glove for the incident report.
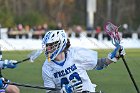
[61,84,73,93]
[108,45,125,62]
[71,78,83,93]
[3,60,17,69]
[0,77,10,89]
[61,78,83,93]
[0,78,3,88]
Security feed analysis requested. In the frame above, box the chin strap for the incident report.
[48,53,51,62]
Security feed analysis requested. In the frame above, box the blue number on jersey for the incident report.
[61,72,82,87]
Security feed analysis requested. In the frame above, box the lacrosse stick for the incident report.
[0,47,3,77]
[0,47,2,61]
[4,82,59,91]
[14,49,43,64]
[5,81,103,93]
[104,21,140,93]
[104,21,121,47]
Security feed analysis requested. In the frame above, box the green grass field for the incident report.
[2,49,140,93]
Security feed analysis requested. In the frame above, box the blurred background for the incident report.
[0,0,140,30]
[0,0,140,50]
[0,0,140,93]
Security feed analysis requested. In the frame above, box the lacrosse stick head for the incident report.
[28,49,43,62]
[104,21,121,46]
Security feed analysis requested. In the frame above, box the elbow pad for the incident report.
[94,58,108,70]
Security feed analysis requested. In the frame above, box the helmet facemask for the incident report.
[42,30,67,61]
[44,40,61,62]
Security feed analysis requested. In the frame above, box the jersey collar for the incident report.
[52,52,67,66]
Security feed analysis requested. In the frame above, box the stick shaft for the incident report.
[121,56,140,93]
[4,82,58,90]
[14,58,30,64]
[15,49,43,64]
[0,47,3,77]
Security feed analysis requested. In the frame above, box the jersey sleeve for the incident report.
[42,63,55,93]
[72,47,98,70]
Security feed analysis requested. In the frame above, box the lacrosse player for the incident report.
[0,57,20,93]
[42,30,125,93]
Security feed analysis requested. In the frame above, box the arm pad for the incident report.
[94,58,108,70]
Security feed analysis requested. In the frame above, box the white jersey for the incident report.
[42,47,98,92]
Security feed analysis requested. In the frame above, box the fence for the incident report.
[0,28,140,50]
[1,28,140,40]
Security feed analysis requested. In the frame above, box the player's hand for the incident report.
[108,45,126,62]
[0,77,10,89]
[70,78,83,93]
[3,60,17,69]
[61,84,73,93]
[119,46,125,57]
[61,78,83,93]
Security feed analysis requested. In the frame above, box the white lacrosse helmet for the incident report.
[42,30,67,60]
